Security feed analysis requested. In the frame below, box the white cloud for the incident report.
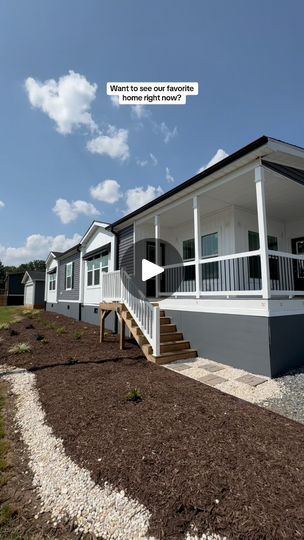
[0,233,81,266]
[150,153,158,166]
[110,95,120,108]
[136,158,148,167]
[131,105,150,120]
[156,121,178,144]
[53,198,100,224]
[0,201,5,208]
[165,167,174,183]
[197,148,229,173]
[87,126,130,161]
[90,179,122,204]
[125,185,164,213]
[25,71,98,135]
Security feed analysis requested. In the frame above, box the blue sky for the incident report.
[1,0,304,264]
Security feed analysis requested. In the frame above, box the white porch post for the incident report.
[154,214,160,298]
[255,165,271,299]
[193,195,201,299]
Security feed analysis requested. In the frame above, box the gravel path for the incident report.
[1,364,225,540]
[261,366,304,424]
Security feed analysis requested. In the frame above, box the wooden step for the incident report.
[146,340,191,354]
[160,332,183,342]
[160,323,177,334]
[159,310,166,317]
[160,316,171,325]
[151,349,197,365]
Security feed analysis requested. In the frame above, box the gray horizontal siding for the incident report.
[58,252,80,301]
[117,225,134,274]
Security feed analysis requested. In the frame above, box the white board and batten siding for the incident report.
[46,258,58,304]
[82,228,116,305]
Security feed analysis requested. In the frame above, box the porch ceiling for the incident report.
[155,167,304,228]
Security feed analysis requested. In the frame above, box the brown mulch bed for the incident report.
[0,380,80,539]
[1,311,304,539]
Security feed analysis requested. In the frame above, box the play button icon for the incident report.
[120,237,184,300]
[142,259,164,282]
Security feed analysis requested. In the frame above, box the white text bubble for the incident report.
[107,82,199,105]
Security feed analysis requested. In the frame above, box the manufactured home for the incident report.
[46,136,304,377]
[22,271,45,309]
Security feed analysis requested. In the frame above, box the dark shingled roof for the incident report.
[26,271,45,281]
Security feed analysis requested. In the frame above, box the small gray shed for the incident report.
[22,271,45,308]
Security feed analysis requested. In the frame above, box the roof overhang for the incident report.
[21,271,31,285]
[80,220,112,246]
[110,136,304,231]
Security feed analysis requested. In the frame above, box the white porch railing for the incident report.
[268,250,304,296]
[159,250,263,297]
[102,270,160,356]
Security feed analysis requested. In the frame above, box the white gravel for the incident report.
[166,358,282,405]
[1,364,153,540]
[1,363,226,540]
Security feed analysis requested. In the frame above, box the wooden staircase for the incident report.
[119,305,197,364]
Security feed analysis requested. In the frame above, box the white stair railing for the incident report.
[102,269,160,356]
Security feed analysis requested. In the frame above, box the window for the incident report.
[201,232,219,280]
[49,273,56,291]
[65,262,73,290]
[248,231,279,280]
[183,239,195,260]
[87,252,109,287]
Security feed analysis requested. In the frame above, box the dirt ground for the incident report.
[1,311,304,539]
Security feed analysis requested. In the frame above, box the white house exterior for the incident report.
[46,136,304,377]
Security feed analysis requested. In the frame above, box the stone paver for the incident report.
[236,374,267,387]
[170,364,191,372]
[203,363,225,373]
[198,374,227,386]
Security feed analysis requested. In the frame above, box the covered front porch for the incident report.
[134,161,304,303]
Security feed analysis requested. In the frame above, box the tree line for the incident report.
[0,260,46,290]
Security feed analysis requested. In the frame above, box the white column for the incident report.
[255,165,271,299]
[154,215,160,298]
[193,196,201,299]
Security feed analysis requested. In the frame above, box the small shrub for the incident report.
[22,309,32,316]
[56,326,67,335]
[8,343,31,354]
[0,323,10,331]
[0,504,17,526]
[74,331,83,340]
[45,322,56,329]
[41,338,49,344]
[126,388,142,402]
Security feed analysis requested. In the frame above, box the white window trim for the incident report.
[86,254,109,288]
[65,262,73,290]
[49,273,56,291]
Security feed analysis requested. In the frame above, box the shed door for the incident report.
[24,283,34,305]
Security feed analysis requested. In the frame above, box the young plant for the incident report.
[0,323,10,331]
[74,331,83,340]
[56,326,67,335]
[126,388,142,402]
[8,343,31,354]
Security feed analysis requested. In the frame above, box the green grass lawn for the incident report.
[0,307,24,324]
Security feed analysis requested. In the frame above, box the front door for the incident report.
[146,241,165,297]
[291,237,304,291]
